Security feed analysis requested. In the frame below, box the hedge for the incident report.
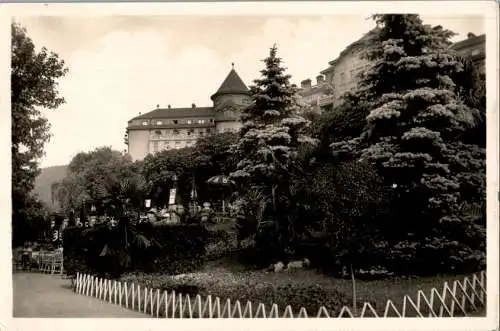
[63,222,208,278]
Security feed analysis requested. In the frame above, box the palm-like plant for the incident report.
[80,175,160,277]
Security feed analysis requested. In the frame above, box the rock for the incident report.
[286,260,304,269]
[274,261,285,272]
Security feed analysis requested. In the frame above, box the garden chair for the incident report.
[50,252,64,275]
[38,252,50,273]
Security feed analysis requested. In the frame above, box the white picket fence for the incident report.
[73,270,486,318]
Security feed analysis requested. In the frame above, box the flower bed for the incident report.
[119,270,350,315]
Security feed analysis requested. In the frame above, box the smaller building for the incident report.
[451,33,486,75]
[297,75,332,113]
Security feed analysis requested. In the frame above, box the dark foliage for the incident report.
[63,222,208,278]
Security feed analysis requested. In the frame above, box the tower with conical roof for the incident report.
[211,63,250,133]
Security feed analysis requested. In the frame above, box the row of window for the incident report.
[141,118,214,126]
[151,140,197,152]
[151,128,213,137]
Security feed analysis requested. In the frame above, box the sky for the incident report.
[15,14,485,168]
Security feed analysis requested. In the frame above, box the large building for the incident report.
[126,65,251,161]
[299,31,486,112]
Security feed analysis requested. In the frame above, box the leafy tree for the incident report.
[11,22,68,245]
[193,132,239,203]
[230,45,317,258]
[331,15,485,274]
[56,147,146,214]
[141,146,204,208]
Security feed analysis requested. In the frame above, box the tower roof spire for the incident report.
[210,66,249,101]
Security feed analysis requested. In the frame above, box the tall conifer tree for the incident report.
[230,45,316,256]
[332,15,485,273]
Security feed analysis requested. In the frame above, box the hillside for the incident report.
[33,164,68,211]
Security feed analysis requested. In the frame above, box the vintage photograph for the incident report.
[6,2,495,326]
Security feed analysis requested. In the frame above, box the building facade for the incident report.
[450,33,486,75]
[126,66,250,161]
[297,75,332,113]
[298,30,375,112]
[298,31,485,113]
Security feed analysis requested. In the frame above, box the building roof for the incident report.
[451,34,485,51]
[131,107,214,121]
[320,29,378,75]
[210,67,250,100]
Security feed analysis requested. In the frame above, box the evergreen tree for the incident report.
[230,45,317,258]
[332,15,485,274]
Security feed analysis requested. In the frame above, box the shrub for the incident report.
[63,222,208,277]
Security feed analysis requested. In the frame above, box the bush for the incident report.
[205,228,237,258]
[63,222,208,277]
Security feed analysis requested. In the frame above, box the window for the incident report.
[142,121,148,126]
[199,130,204,136]
[187,128,194,136]
[471,49,480,56]
[209,119,214,123]
[152,141,159,152]
[155,130,162,136]
[198,119,205,124]
[173,120,178,124]
[173,129,179,135]
[187,120,192,124]
[175,141,180,148]
[206,128,212,134]
[156,120,163,125]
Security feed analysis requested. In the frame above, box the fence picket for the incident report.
[221,299,231,318]
[269,304,279,318]
[156,289,161,317]
[255,303,266,318]
[118,281,123,306]
[194,294,203,318]
[131,283,135,310]
[298,307,308,318]
[416,290,438,317]
[125,282,129,309]
[231,300,243,318]
[283,305,294,318]
[360,302,378,317]
[242,300,253,318]
[316,306,330,318]
[402,295,424,317]
[383,299,402,317]
[171,290,176,318]
[183,294,193,318]
[163,291,172,318]
[338,305,354,318]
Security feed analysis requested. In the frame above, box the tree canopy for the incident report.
[330,14,485,273]
[11,22,68,246]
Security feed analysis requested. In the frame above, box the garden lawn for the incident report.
[119,257,485,317]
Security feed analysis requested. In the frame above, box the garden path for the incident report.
[13,272,147,318]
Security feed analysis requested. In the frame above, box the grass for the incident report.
[120,256,486,317]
